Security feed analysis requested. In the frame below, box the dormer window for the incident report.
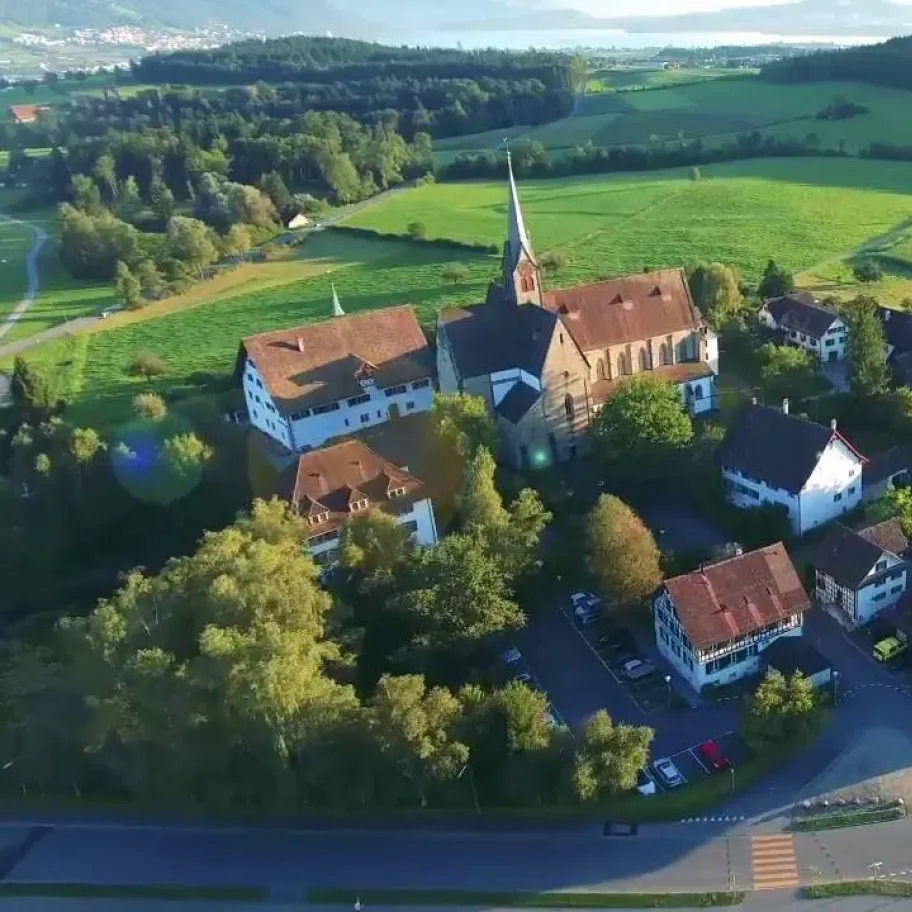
[310,511,330,525]
[350,499,370,513]
[388,486,407,499]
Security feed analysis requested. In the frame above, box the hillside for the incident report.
[762,34,912,91]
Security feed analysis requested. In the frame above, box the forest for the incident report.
[761,35,912,91]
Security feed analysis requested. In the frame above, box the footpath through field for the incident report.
[0,214,47,343]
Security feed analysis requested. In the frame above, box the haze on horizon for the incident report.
[565,0,912,16]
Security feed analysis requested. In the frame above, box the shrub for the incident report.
[853,260,883,283]
[133,392,167,422]
[442,264,468,284]
[407,220,428,240]
[689,166,701,181]
[129,352,168,379]
[540,250,568,274]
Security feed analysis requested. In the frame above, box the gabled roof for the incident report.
[239,306,432,413]
[812,519,908,590]
[763,293,840,340]
[279,439,426,539]
[764,636,831,678]
[664,542,809,651]
[865,445,912,487]
[9,104,43,123]
[878,306,912,353]
[718,404,866,495]
[541,268,701,352]
[496,383,542,425]
[437,299,560,380]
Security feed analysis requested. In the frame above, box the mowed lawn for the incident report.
[16,232,498,428]
[434,77,912,162]
[0,219,39,318]
[346,158,912,285]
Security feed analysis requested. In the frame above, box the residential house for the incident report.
[758,293,846,363]
[8,104,46,124]
[278,438,438,566]
[237,296,435,454]
[812,519,909,628]
[284,212,311,230]
[877,307,912,386]
[435,153,719,469]
[863,445,912,503]
[718,400,866,535]
[653,542,809,691]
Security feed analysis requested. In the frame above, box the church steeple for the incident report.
[503,150,541,307]
[331,283,345,318]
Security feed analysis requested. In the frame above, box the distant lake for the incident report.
[379,28,889,50]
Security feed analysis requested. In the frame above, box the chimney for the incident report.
[831,418,838,431]
[751,397,758,406]
[782,398,790,415]
[885,310,892,322]
[296,337,305,353]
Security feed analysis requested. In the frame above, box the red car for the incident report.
[697,740,730,771]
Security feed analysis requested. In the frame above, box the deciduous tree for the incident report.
[114,260,143,310]
[758,260,796,300]
[758,343,821,403]
[842,295,889,397]
[571,710,653,802]
[742,670,820,754]
[687,262,744,329]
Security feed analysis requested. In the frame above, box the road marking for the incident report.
[751,834,798,891]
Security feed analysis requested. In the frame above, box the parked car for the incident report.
[635,769,657,796]
[653,757,685,788]
[622,659,657,680]
[697,740,730,771]
[512,672,533,686]
[873,637,906,663]
[501,647,522,665]
[570,591,599,608]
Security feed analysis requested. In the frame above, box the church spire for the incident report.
[506,149,534,268]
[331,283,345,318]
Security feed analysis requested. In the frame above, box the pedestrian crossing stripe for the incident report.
[750,834,798,891]
[679,816,746,823]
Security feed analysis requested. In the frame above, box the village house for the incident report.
[758,292,846,363]
[278,438,438,566]
[718,400,866,536]
[435,153,719,469]
[237,293,435,454]
[8,104,47,124]
[812,518,909,628]
[878,306,912,386]
[653,542,809,691]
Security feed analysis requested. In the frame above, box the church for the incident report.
[436,154,720,470]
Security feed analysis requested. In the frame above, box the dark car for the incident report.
[697,740,730,771]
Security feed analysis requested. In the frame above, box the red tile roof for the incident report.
[664,543,809,651]
[542,268,701,352]
[239,306,433,413]
[279,439,427,540]
[9,105,44,123]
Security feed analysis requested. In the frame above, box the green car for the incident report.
[873,636,906,663]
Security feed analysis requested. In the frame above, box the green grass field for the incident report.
[585,66,750,94]
[14,232,497,428]
[346,158,912,286]
[434,76,912,164]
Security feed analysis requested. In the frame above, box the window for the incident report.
[310,511,330,525]
[799,333,806,342]
[348,393,370,407]
[596,359,606,380]
[520,273,535,293]
[660,343,672,366]
[313,402,340,415]
[256,378,263,388]
[388,486,407,499]
[638,347,649,371]
[873,592,887,602]
[290,409,310,421]
[876,559,888,571]
[350,499,370,513]
[385,385,408,397]
[892,585,904,595]
[834,492,843,502]
[360,413,370,424]
[564,393,575,420]
[616,353,628,377]
[254,395,261,404]
[406,401,416,411]
[559,333,564,345]
[693,384,704,400]
[826,339,836,347]
[848,486,856,495]
[412,378,431,389]
[402,520,419,536]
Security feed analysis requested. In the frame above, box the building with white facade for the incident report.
[812,518,909,628]
[759,293,847,363]
[718,400,867,536]
[279,438,438,566]
[237,301,435,454]
[653,542,809,692]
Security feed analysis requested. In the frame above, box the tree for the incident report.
[129,351,168,378]
[400,534,525,654]
[758,260,795,300]
[134,259,164,298]
[687,262,744,329]
[853,260,883,284]
[11,356,59,417]
[115,176,143,222]
[340,510,413,591]
[442,264,468,285]
[259,171,293,212]
[590,374,693,484]
[571,711,653,802]
[758,343,821,403]
[407,221,427,240]
[70,174,102,214]
[223,223,253,258]
[585,495,662,608]
[742,670,820,754]
[869,483,912,535]
[114,260,143,310]
[689,166,701,181]
[842,295,889,398]
[150,179,175,223]
[167,216,218,275]
[431,393,497,459]
[459,447,550,582]
[133,392,167,422]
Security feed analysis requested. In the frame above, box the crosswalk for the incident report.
[750,834,799,891]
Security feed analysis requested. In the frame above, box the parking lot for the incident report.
[846,617,912,686]
[650,730,747,793]
[498,645,569,729]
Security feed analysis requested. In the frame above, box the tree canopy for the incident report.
[758,260,795,300]
[842,295,889,398]
[687,262,744,329]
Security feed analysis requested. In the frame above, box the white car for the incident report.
[635,769,657,796]
[653,757,686,788]
[623,659,657,680]
[501,647,522,665]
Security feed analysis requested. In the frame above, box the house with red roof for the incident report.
[653,542,809,691]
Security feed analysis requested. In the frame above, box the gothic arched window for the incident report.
[638,347,649,372]
[617,353,628,377]
[564,394,575,420]
[596,359,606,381]
[660,343,672,366]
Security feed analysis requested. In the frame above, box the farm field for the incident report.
[434,77,912,163]
[585,66,748,93]
[12,232,497,429]
[346,157,912,286]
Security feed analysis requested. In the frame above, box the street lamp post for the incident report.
[458,763,481,816]
[729,765,736,793]
[832,670,840,706]
[664,675,672,707]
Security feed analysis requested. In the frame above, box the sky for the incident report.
[565,0,912,15]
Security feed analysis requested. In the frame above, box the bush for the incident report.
[407,220,428,240]
[133,392,167,422]
[540,250,568,274]
[853,260,883,283]
[689,166,701,181]
[129,352,168,379]
[442,264,468,284]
